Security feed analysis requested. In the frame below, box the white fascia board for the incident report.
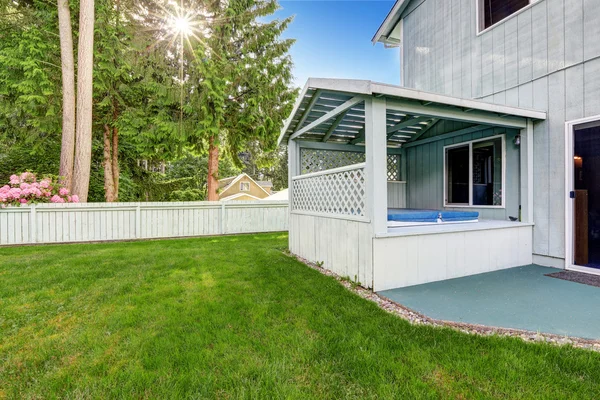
[302,78,372,96]
[371,82,547,120]
[278,80,312,145]
[372,0,410,45]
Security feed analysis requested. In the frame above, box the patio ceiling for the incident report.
[279,79,547,148]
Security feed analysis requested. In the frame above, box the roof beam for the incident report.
[295,89,322,129]
[322,110,350,142]
[402,124,490,149]
[406,119,440,142]
[350,128,366,144]
[290,96,365,141]
[386,116,422,138]
[386,99,528,129]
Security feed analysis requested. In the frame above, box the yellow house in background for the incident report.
[218,173,272,201]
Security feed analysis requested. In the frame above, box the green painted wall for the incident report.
[405,126,521,221]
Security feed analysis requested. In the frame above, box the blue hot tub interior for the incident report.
[387,208,479,223]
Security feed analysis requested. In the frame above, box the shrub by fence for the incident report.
[0,201,288,245]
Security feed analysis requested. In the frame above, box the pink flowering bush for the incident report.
[0,172,79,208]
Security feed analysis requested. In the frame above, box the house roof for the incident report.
[220,192,262,202]
[278,78,547,146]
[262,188,288,201]
[218,173,271,198]
[372,0,410,45]
[218,175,237,189]
[256,181,273,188]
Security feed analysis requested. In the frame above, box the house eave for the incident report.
[372,0,410,45]
[278,78,547,146]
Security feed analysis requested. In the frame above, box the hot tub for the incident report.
[387,208,479,227]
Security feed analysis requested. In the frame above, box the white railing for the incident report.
[291,162,367,220]
[0,201,288,245]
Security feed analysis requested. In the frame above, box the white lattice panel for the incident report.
[301,148,401,181]
[301,149,366,174]
[387,154,400,181]
[292,164,366,218]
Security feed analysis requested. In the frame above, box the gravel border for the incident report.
[286,251,600,352]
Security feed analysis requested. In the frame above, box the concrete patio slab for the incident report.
[378,265,600,340]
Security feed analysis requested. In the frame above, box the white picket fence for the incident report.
[0,201,288,245]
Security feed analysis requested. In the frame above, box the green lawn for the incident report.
[1,234,599,399]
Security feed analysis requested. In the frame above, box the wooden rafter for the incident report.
[322,110,351,142]
[386,116,422,138]
[350,128,366,144]
[386,116,420,136]
[405,119,440,143]
[295,89,322,130]
[290,96,365,141]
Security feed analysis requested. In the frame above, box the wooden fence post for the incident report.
[135,205,141,238]
[221,202,226,234]
[29,204,37,244]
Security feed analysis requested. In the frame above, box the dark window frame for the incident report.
[477,0,541,33]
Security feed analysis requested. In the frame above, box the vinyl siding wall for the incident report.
[399,0,600,261]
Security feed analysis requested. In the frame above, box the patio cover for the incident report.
[278,79,546,148]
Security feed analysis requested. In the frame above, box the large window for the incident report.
[445,136,505,207]
[478,0,540,32]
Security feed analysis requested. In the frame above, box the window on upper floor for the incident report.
[478,0,539,33]
[240,182,250,191]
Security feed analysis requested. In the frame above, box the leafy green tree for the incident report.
[0,0,62,152]
[182,0,297,200]
[0,0,296,203]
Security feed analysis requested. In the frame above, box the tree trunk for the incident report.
[57,0,76,190]
[112,126,119,201]
[103,124,116,202]
[72,0,95,202]
[207,136,219,201]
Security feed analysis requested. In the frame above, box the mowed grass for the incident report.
[0,234,599,399]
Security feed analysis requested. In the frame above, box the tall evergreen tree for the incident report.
[183,0,296,200]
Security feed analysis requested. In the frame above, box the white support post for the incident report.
[287,139,299,249]
[288,139,300,204]
[520,120,534,223]
[365,97,388,235]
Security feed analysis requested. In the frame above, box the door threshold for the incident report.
[567,264,600,277]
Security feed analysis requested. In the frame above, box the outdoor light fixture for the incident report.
[513,134,521,146]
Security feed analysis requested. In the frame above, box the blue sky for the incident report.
[273,1,399,88]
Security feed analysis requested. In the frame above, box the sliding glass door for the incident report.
[571,119,600,270]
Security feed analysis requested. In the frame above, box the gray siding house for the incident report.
[374,0,600,273]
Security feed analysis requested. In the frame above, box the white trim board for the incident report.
[532,254,566,269]
[564,115,600,271]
